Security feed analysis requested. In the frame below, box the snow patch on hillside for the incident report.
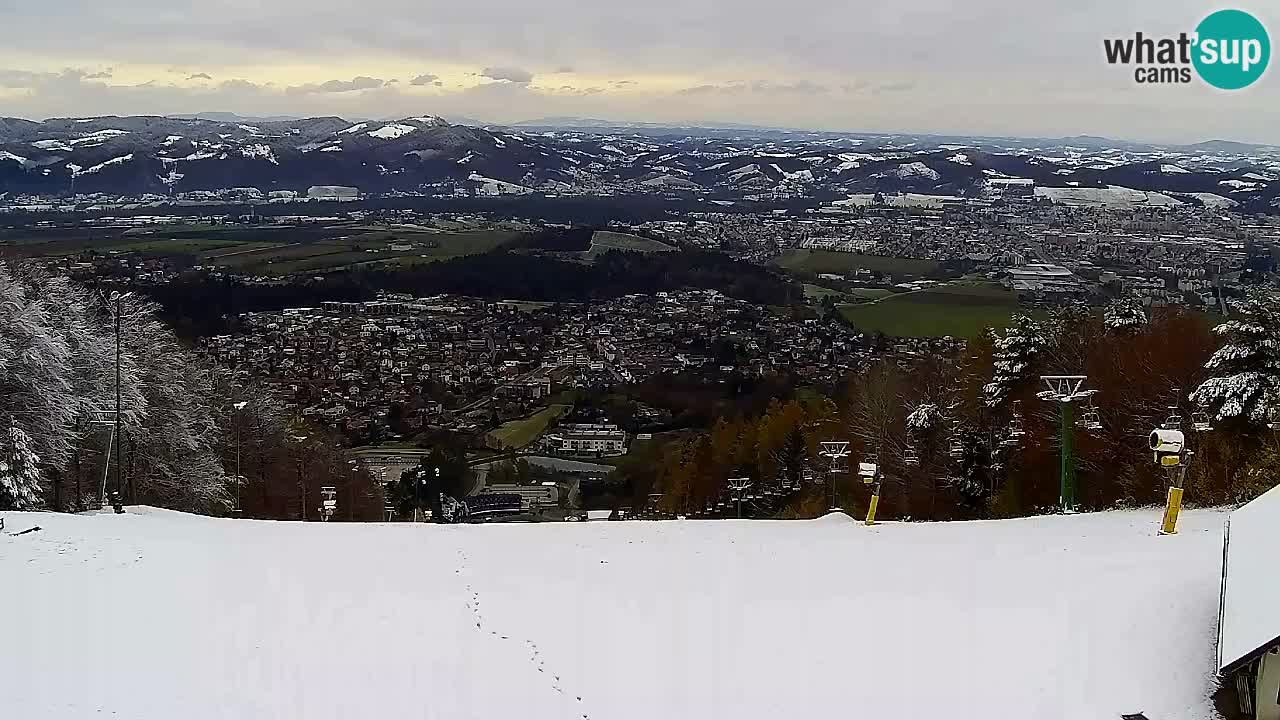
[31,139,74,152]
[1189,192,1239,209]
[408,116,448,126]
[1220,179,1260,190]
[73,154,133,177]
[1036,184,1181,207]
[240,144,279,164]
[367,123,417,140]
[891,161,941,180]
[69,129,129,146]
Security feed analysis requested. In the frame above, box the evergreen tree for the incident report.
[1190,290,1280,426]
[983,315,1048,409]
[906,403,943,434]
[952,430,993,515]
[0,422,42,509]
[1104,298,1147,334]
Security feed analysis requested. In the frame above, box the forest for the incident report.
[0,262,384,519]
[142,245,799,340]
[628,294,1280,520]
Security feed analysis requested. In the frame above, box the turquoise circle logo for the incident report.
[1192,9,1270,89]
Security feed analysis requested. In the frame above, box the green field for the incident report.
[590,231,676,254]
[486,404,572,450]
[773,249,940,277]
[0,223,524,275]
[801,283,845,300]
[837,282,1024,338]
[844,287,895,302]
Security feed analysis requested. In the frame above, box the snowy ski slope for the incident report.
[1,507,1228,719]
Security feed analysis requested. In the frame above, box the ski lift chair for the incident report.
[904,444,920,466]
[1008,416,1026,440]
[1191,411,1213,433]
[1162,411,1182,430]
[948,437,964,460]
[1008,401,1026,439]
[1080,408,1103,432]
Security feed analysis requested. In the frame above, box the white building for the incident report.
[307,185,360,201]
[549,423,627,457]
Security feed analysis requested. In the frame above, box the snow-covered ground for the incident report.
[1,507,1228,719]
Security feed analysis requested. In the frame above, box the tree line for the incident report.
[638,293,1280,520]
[0,262,382,519]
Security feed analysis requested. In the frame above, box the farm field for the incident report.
[589,230,676,254]
[486,404,572,450]
[0,222,524,274]
[837,281,1024,338]
[773,249,940,277]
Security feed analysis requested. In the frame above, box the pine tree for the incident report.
[983,315,1048,409]
[906,403,943,433]
[0,422,42,509]
[1190,290,1280,426]
[1104,298,1147,334]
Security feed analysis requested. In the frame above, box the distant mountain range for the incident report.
[1,114,1277,212]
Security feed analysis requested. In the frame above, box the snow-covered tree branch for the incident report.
[1190,290,1280,427]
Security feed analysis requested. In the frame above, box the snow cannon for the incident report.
[858,461,878,485]
[1150,428,1186,467]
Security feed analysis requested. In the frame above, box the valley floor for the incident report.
[1,507,1228,719]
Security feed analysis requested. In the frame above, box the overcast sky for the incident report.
[0,0,1276,143]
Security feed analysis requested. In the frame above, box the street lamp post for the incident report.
[110,291,124,512]
[232,401,249,513]
[1036,375,1096,513]
[291,434,309,520]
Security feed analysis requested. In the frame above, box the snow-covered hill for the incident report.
[1,507,1226,719]
[2,115,1278,208]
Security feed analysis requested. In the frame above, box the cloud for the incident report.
[187,72,213,81]
[750,80,828,94]
[676,84,720,96]
[84,70,113,80]
[677,82,748,96]
[0,67,101,88]
[285,76,384,95]
[553,85,604,96]
[0,69,45,88]
[873,80,916,94]
[218,79,265,92]
[0,0,1272,145]
[409,73,441,86]
[481,66,533,84]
